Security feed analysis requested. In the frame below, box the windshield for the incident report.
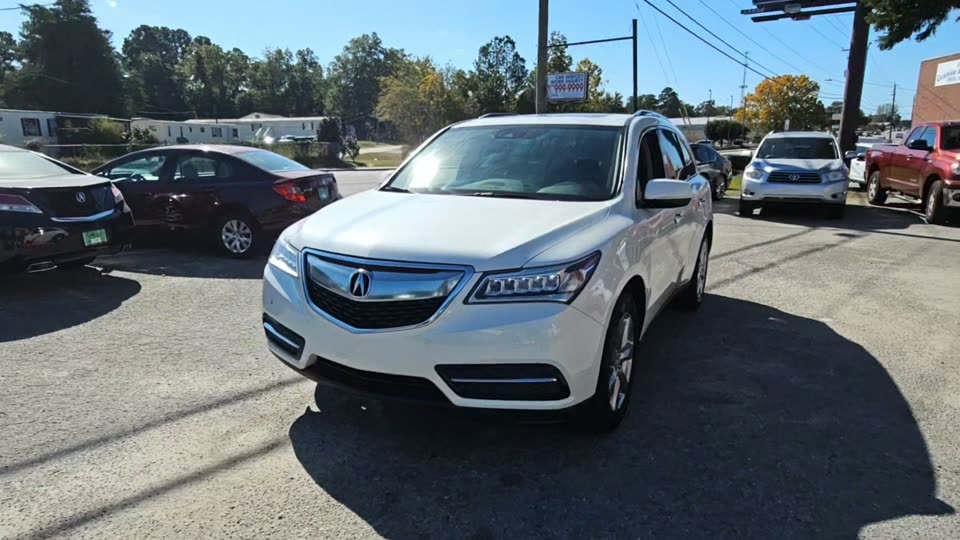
[941,126,960,150]
[235,149,309,172]
[0,151,81,178]
[757,137,838,160]
[384,125,623,201]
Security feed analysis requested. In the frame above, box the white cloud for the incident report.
[106,0,118,7]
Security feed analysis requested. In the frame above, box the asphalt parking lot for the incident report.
[2,182,959,538]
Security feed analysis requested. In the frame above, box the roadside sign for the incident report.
[547,72,588,103]
[935,58,960,87]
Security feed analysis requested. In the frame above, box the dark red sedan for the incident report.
[93,145,339,257]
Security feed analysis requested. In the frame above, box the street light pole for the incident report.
[632,18,638,112]
[838,2,868,152]
[536,0,549,114]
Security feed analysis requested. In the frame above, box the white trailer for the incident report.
[131,118,241,145]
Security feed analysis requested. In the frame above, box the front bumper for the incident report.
[262,263,606,410]
[0,207,134,272]
[944,185,960,208]
[741,178,847,205]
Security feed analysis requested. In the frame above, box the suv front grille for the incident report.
[306,281,446,329]
[767,171,821,183]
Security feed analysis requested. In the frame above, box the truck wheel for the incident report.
[867,170,887,205]
[739,199,756,217]
[575,293,641,433]
[924,180,947,225]
[712,175,727,201]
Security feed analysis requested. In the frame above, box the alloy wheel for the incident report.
[696,240,709,301]
[221,219,253,254]
[926,189,937,217]
[868,174,878,200]
[607,312,635,411]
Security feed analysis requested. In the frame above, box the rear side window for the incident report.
[101,154,168,182]
[692,144,713,163]
[657,130,686,180]
[919,127,937,149]
[0,151,80,178]
[174,155,234,181]
[636,130,664,205]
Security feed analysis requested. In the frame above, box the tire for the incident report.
[215,213,258,258]
[58,256,96,270]
[924,179,947,225]
[575,293,641,433]
[826,204,846,220]
[712,175,727,201]
[739,199,756,217]
[866,170,887,205]
[677,235,710,309]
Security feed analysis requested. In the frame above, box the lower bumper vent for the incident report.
[436,364,570,401]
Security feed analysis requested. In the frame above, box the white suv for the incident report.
[262,112,712,431]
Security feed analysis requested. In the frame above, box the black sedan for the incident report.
[0,145,134,274]
[92,145,338,257]
[691,143,733,200]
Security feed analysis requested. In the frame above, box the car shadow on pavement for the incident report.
[96,245,268,280]
[288,295,953,538]
[0,267,141,342]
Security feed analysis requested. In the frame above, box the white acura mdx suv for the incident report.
[262,111,713,431]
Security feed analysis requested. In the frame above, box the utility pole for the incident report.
[739,51,749,110]
[888,82,897,142]
[535,0,549,114]
[707,88,712,125]
[632,18,638,112]
[838,2,868,152]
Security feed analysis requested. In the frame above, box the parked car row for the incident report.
[1,144,340,273]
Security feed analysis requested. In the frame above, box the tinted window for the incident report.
[386,125,623,201]
[905,127,925,146]
[103,154,168,181]
[941,126,960,150]
[174,155,233,181]
[691,144,713,163]
[636,130,664,205]
[21,118,41,137]
[657,130,686,180]
[0,151,80,178]
[235,149,309,173]
[757,137,838,159]
[919,127,937,149]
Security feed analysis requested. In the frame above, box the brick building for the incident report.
[911,52,960,125]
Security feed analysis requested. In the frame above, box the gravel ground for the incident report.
[1,187,959,539]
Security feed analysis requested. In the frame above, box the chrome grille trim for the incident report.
[300,249,474,334]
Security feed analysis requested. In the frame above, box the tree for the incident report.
[705,119,747,144]
[739,75,823,132]
[289,49,325,116]
[6,0,125,115]
[473,35,527,113]
[326,33,404,119]
[377,57,470,143]
[695,100,718,118]
[179,36,249,118]
[875,102,900,124]
[636,94,657,110]
[656,87,683,117]
[122,25,192,117]
[546,32,572,73]
[572,58,626,113]
[864,0,960,49]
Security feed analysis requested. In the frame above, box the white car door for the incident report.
[656,129,706,281]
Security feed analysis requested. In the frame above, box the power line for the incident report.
[641,0,770,80]
[0,2,55,11]
[695,0,807,74]
[662,0,779,77]
[809,21,847,50]
[649,3,682,88]
[633,1,671,90]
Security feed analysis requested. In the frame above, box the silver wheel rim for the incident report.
[926,189,937,216]
[607,312,635,411]
[696,240,709,300]
[221,219,253,254]
[868,174,878,199]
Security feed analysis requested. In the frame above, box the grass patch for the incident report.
[357,140,380,149]
[349,150,406,168]
[728,174,742,192]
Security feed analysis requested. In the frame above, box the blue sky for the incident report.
[2,0,957,118]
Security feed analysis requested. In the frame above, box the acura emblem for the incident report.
[788,173,800,182]
[75,191,87,203]
[349,269,371,298]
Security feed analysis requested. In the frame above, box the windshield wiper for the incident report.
[450,190,540,199]
[380,185,411,193]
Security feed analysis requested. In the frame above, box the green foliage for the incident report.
[546,32,572,73]
[705,120,748,144]
[58,117,126,144]
[5,0,125,115]
[656,87,684,117]
[376,57,471,143]
[864,0,960,49]
[128,126,159,145]
[740,75,823,132]
[122,25,192,117]
[326,33,405,119]
[473,35,528,113]
[178,36,249,118]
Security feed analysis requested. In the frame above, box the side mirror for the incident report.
[907,139,931,151]
[844,150,858,160]
[643,178,693,208]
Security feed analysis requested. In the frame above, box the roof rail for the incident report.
[632,110,671,123]
[478,112,517,119]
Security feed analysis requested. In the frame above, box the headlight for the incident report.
[467,252,600,304]
[268,238,300,277]
[744,167,764,180]
[822,170,847,182]
[952,162,960,177]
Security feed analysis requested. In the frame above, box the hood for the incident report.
[0,173,110,189]
[753,158,842,171]
[288,190,614,271]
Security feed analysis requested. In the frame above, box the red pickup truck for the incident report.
[864,121,960,224]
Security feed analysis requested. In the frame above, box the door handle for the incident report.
[673,213,682,225]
